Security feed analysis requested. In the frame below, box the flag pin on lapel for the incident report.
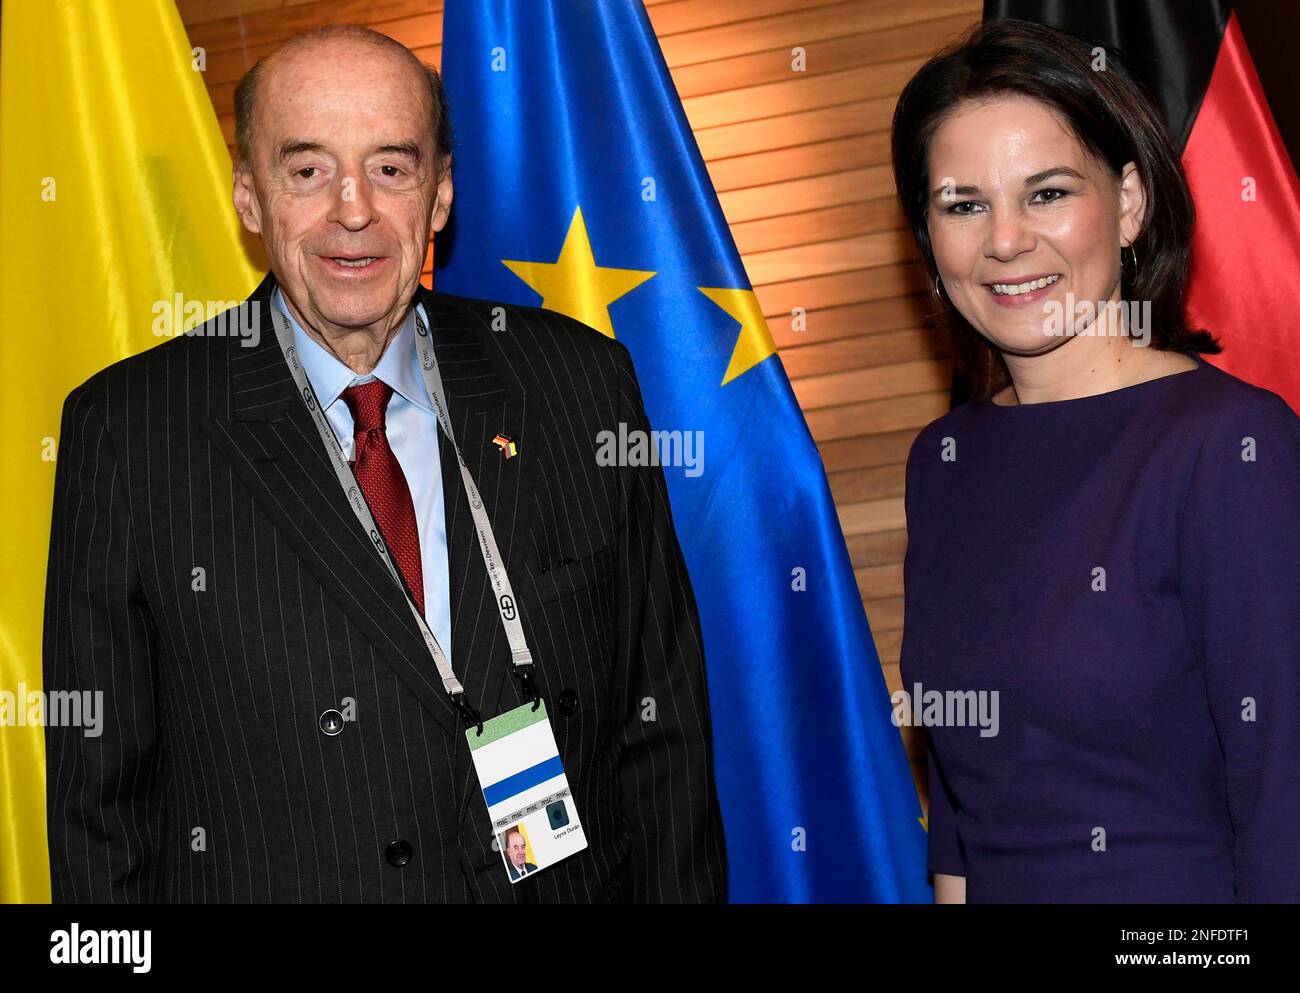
[492,434,518,459]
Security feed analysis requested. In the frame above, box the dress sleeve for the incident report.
[1178,392,1300,902]
[925,738,967,877]
[905,428,967,879]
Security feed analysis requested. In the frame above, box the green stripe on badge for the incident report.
[466,700,550,750]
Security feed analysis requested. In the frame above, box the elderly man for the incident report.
[503,828,538,881]
[43,25,726,903]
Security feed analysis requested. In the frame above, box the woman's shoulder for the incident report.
[903,356,1297,472]
[1165,358,1298,444]
[905,401,977,473]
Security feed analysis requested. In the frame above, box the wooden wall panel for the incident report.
[179,0,983,823]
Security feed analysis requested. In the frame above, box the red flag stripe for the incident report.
[1184,10,1300,413]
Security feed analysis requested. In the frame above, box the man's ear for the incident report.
[1117,160,1147,249]
[431,155,454,233]
[233,163,263,235]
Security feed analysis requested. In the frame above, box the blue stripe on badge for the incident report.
[483,756,565,807]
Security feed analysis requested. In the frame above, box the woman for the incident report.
[892,19,1299,903]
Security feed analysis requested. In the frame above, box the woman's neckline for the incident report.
[980,352,1208,411]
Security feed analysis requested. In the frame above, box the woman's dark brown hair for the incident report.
[891,18,1218,401]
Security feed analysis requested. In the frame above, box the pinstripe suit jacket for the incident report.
[43,272,727,903]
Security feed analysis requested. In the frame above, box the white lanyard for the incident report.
[267,298,535,725]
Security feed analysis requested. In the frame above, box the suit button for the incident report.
[386,840,413,867]
[558,689,579,715]
[319,709,344,735]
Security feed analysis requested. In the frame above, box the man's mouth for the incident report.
[327,256,381,268]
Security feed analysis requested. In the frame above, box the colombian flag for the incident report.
[435,1,930,901]
[0,0,262,902]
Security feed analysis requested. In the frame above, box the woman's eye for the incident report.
[946,200,982,215]
[1032,188,1069,204]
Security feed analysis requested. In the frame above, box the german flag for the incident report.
[985,0,1300,411]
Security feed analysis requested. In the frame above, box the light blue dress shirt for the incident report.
[273,286,452,664]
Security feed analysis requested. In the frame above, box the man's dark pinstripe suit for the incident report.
[43,271,728,903]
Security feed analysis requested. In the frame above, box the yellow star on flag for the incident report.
[698,286,777,385]
[502,206,656,338]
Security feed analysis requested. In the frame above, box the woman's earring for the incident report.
[1121,243,1139,280]
[934,273,948,305]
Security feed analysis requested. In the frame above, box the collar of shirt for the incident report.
[272,285,435,416]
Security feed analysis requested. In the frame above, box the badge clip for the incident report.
[453,693,485,735]
[514,664,542,711]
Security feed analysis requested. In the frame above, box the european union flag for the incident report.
[436,0,929,902]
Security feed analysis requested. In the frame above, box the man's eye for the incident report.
[296,167,317,179]
[379,165,401,177]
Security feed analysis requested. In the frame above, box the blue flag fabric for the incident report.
[436,0,929,902]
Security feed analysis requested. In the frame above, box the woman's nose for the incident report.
[984,208,1035,261]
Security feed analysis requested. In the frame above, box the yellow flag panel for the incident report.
[0,0,264,902]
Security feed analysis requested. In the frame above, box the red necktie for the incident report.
[342,380,425,615]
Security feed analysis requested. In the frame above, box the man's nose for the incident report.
[327,172,377,230]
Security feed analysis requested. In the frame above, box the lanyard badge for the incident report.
[267,295,586,881]
[469,701,589,883]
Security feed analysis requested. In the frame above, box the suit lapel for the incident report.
[201,275,538,745]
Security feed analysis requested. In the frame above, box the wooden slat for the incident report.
[668,15,977,99]
[647,0,848,38]
[818,427,919,475]
[658,0,982,68]
[874,624,905,665]
[829,462,907,506]
[780,327,949,379]
[771,297,937,349]
[863,595,904,631]
[856,562,904,601]
[720,165,898,225]
[707,132,890,194]
[184,0,441,53]
[881,663,904,696]
[178,0,283,24]
[757,263,929,318]
[792,359,950,411]
[694,96,896,160]
[846,528,909,568]
[743,229,913,285]
[807,390,949,443]
[730,197,907,256]
[681,58,927,131]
